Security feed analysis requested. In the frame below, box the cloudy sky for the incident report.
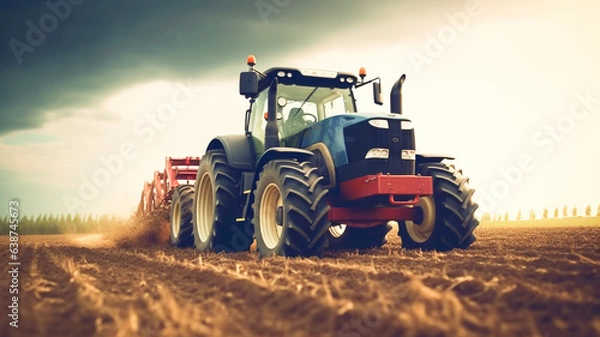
[1,0,598,219]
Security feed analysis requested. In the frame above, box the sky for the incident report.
[0,0,598,219]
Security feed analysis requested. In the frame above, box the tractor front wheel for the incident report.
[252,160,330,257]
[192,150,252,253]
[169,185,194,247]
[399,162,479,251]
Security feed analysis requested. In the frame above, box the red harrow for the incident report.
[136,157,200,217]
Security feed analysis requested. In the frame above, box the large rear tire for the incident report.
[327,222,392,250]
[399,162,479,251]
[192,150,252,253]
[170,185,194,247]
[252,160,330,257]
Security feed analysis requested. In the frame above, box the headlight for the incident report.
[365,148,389,159]
[402,149,416,160]
[368,119,388,129]
[401,121,414,130]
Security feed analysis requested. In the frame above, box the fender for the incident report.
[241,147,314,219]
[207,135,254,171]
[253,147,314,181]
[416,153,454,166]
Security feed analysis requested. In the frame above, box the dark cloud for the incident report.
[0,0,404,135]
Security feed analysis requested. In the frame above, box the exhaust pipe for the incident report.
[390,74,406,114]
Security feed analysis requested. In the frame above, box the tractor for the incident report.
[167,55,479,257]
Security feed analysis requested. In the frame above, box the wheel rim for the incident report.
[329,224,347,238]
[196,172,213,242]
[405,196,436,243]
[260,183,283,250]
[171,198,181,238]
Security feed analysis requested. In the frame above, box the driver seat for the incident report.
[289,108,305,121]
[284,107,307,135]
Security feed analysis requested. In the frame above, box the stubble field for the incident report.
[1,225,599,337]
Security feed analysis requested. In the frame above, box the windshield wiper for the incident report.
[297,87,318,112]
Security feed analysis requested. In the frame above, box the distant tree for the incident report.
[504,212,509,221]
[542,208,548,219]
[516,209,522,221]
[72,214,83,233]
[554,207,559,219]
[563,205,568,218]
[84,214,96,231]
[572,206,578,217]
[20,216,30,234]
[0,215,7,235]
[98,214,110,229]
[585,204,591,217]
[529,209,536,220]
[481,212,492,221]
[35,214,43,227]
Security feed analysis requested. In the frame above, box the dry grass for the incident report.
[2,226,599,337]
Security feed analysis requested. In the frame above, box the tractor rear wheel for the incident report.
[327,222,392,250]
[170,185,194,247]
[399,162,479,251]
[192,150,252,253]
[252,160,330,257]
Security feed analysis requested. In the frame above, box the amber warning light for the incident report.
[359,67,367,81]
[247,55,256,67]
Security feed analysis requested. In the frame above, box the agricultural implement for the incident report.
[139,55,479,257]
[137,157,200,216]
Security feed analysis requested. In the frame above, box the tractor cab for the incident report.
[240,56,384,162]
[245,69,358,156]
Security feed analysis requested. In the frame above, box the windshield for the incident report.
[248,84,357,155]
[276,84,356,121]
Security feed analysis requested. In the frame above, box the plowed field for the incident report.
[2,226,599,337]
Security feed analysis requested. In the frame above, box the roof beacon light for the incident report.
[247,55,256,69]
[359,67,367,82]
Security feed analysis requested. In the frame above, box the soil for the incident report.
[1,226,599,337]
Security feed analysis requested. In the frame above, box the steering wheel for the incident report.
[300,113,317,123]
[285,109,317,136]
[290,108,317,123]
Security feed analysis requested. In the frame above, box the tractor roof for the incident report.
[258,67,358,91]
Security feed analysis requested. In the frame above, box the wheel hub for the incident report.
[260,183,283,250]
[172,199,181,238]
[404,196,436,243]
[196,172,213,242]
[328,224,347,239]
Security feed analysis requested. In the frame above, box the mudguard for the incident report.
[207,135,254,171]
[416,154,454,166]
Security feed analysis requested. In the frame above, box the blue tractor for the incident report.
[168,55,479,257]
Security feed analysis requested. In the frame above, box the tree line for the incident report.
[1,213,126,235]
[3,204,599,234]
[481,204,600,222]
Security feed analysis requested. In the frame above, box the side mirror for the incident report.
[373,82,383,106]
[239,71,258,98]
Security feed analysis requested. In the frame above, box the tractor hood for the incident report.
[298,113,417,184]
